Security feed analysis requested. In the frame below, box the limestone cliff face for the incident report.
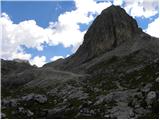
[73,5,141,63]
[44,5,157,72]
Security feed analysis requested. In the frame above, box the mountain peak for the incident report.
[71,5,141,64]
[44,6,146,70]
[102,5,124,13]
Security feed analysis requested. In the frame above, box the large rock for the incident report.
[34,95,47,104]
[141,83,152,93]
[22,93,47,103]
[1,99,18,108]
[146,91,157,105]
[1,112,6,119]
[17,107,34,117]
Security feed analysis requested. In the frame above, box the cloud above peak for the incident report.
[47,0,112,48]
[145,17,159,38]
[50,56,64,61]
[124,0,158,18]
[30,56,47,67]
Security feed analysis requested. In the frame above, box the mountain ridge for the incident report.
[43,5,158,73]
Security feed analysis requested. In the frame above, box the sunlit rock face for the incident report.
[43,5,158,72]
[74,5,141,62]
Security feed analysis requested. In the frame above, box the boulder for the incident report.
[22,93,34,101]
[22,93,47,103]
[146,91,156,105]
[34,95,47,104]
[141,83,152,93]
[1,112,6,119]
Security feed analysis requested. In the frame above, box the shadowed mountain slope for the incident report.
[44,5,158,73]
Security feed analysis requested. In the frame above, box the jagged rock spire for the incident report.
[72,5,141,64]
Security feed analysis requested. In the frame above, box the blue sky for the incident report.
[1,0,159,67]
[2,1,76,27]
[2,1,76,62]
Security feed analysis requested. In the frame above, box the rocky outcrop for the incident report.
[70,5,141,63]
[43,6,158,73]
[22,93,48,104]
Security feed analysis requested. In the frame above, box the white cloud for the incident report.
[0,13,48,61]
[50,54,71,62]
[145,17,159,38]
[124,0,158,18]
[66,54,70,57]
[50,56,64,61]
[1,13,10,20]
[12,52,32,60]
[30,56,47,67]
[0,0,112,62]
[1,16,48,51]
[74,0,112,15]
[113,0,123,6]
[47,0,112,51]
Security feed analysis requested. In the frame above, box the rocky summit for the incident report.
[1,5,159,119]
